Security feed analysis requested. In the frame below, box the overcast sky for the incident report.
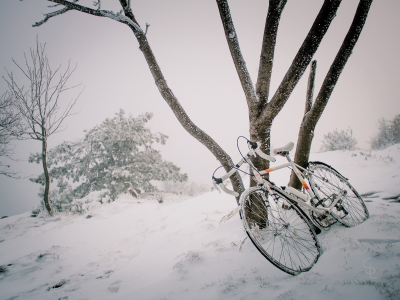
[0,0,399,216]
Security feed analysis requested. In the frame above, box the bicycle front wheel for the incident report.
[239,186,321,275]
[307,162,369,227]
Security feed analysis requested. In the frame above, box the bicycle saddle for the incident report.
[273,142,294,156]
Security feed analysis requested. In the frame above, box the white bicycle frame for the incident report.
[255,159,346,217]
[214,142,346,218]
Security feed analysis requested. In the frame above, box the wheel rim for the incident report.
[241,188,321,275]
[308,164,369,227]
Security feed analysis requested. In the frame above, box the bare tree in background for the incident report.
[4,40,81,215]
[28,0,373,200]
[0,91,23,178]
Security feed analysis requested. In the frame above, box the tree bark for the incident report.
[305,60,317,116]
[132,19,245,202]
[249,0,341,186]
[246,0,286,186]
[256,0,287,108]
[288,60,317,190]
[216,0,259,119]
[256,0,342,127]
[289,0,373,190]
[42,138,53,215]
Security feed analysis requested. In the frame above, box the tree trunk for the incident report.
[256,0,287,107]
[128,8,246,202]
[249,0,341,186]
[42,138,53,215]
[216,0,259,119]
[304,60,317,116]
[289,60,317,190]
[289,0,373,190]
[249,0,287,186]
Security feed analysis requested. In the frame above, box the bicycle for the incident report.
[212,137,369,275]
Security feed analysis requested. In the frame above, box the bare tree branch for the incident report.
[304,60,317,116]
[289,0,373,190]
[118,0,140,25]
[216,0,259,119]
[257,0,342,127]
[256,0,287,109]
[93,0,101,10]
[246,0,341,186]
[33,6,71,27]
[307,0,373,127]
[39,0,144,34]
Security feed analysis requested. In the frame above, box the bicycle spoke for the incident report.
[307,163,369,227]
[241,187,321,275]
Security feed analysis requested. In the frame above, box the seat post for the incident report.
[285,153,292,162]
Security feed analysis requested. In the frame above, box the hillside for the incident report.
[1,145,400,300]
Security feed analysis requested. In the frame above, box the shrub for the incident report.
[370,114,400,150]
[29,109,187,213]
[320,128,357,152]
[32,188,111,216]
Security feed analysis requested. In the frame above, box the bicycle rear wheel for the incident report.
[307,162,369,227]
[239,186,321,275]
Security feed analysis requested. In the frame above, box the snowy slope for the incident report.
[1,146,400,300]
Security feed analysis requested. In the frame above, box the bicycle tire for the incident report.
[239,186,322,275]
[307,162,369,227]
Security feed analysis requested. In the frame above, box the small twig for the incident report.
[93,0,101,10]
[145,23,150,35]
[33,7,71,27]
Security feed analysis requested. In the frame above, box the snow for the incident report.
[1,146,400,300]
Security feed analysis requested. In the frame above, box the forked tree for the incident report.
[29,0,373,200]
[289,1,372,189]
[4,40,80,215]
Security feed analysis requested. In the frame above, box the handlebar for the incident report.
[212,141,276,197]
[249,141,276,162]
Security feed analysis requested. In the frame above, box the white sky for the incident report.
[0,0,399,216]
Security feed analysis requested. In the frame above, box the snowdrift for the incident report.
[1,145,400,300]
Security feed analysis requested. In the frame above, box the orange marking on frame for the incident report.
[301,180,310,190]
[263,168,274,173]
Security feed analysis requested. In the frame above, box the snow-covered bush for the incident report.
[29,109,187,207]
[370,114,400,150]
[32,189,111,216]
[320,128,357,152]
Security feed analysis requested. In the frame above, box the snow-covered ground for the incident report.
[1,145,400,300]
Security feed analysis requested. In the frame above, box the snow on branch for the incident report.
[34,0,144,35]
[33,6,71,27]
[100,10,144,34]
